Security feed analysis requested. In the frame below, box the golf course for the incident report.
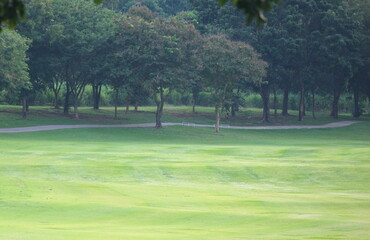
[0,106,369,240]
[1,0,369,238]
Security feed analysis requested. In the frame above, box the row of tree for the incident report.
[0,0,369,132]
[0,0,266,132]
[191,0,370,121]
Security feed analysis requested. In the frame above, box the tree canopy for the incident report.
[1,0,369,129]
[1,0,280,31]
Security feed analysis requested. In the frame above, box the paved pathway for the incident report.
[0,121,361,133]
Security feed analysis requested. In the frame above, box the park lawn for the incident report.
[0,117,369,239]
[1,105,369,128]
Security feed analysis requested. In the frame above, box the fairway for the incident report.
[0,120,369,239]
[1,0,369,237]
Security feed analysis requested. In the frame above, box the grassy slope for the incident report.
[0,107,370,240]
[0,106,369,239]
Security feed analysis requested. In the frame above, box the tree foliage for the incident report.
[201,34,267,132]
[0,29,30,91]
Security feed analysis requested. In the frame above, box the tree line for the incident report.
[191,0,369,121]
[0,0,369,132]
[0,0,267,133]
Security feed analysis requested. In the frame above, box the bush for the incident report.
[245,93,263,108]
[197,92,214,106]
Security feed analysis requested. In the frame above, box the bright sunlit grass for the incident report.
[0,108,369,239]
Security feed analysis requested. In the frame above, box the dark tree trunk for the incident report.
[114,105,118,119]
[51,78,63,109]
[282,87,289,116]
[330,89,340,119]
[312,88,316,119]
[353,86,361,118]
[298,83,305,122]
[261,84,270,123]
[192,94,196,113]
[92,83,102,110]
[303,95,306,117]
[213,85,228,133]
[215,105,220,133]
[231,103,237,117]
[231,90,239,117]
[134,102,139,112]
[64,83,70,115]
[53,89,60,109]
[273,86,277,117]
[73,95,79,120]
[155,101,164,128]
[26,100,29,112]
[125,105,129,114]
[155,88,164,128]
[22,96,27,119]
[192,89,199,114]
[114,88,119,119]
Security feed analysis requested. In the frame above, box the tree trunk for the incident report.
[64,83,70,115]
[282,87,289,116]
[134,102,139,112]
[155,101,164,128]
[192,89,199,114]
[215,105,220,134]
[114,104,118,119]
[298,82,305,122]
[303,94,306,117]
[73,96,79,120]
[261,84,270,123]
[231,103,237,117]
[273,87,277,117]
[353,86,361,117]
[22,96,27,119]
[114,88,119,119]
[92,83,102,110]
[231,90,239,117]
[125,105,130,114]
[330,89,340,119]
[53,89,60,109]
[312,88,316,119]
[155,88,164,128]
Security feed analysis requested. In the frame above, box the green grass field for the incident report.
[0,106,369,239]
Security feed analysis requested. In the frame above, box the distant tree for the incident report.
[318,1,362,119]
[0,0,281,32]
[0,29,30,118]
[120,6,202,128]
[201,35,266,133]
[18,0,116,118]
[349,0,370,117]
[0,29,30,92]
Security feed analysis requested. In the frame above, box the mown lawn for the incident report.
[0,106,369,239]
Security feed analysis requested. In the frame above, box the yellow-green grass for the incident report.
[0,117,369,239]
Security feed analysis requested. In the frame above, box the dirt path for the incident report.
[0,121,361,133]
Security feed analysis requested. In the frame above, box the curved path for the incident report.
[0,121,361,133]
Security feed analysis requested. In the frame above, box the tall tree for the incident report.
[0,29,30,118]
[201,35,266,133]
[349,0,370,117]
[19,0,116,118]
[121,6,202,128]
